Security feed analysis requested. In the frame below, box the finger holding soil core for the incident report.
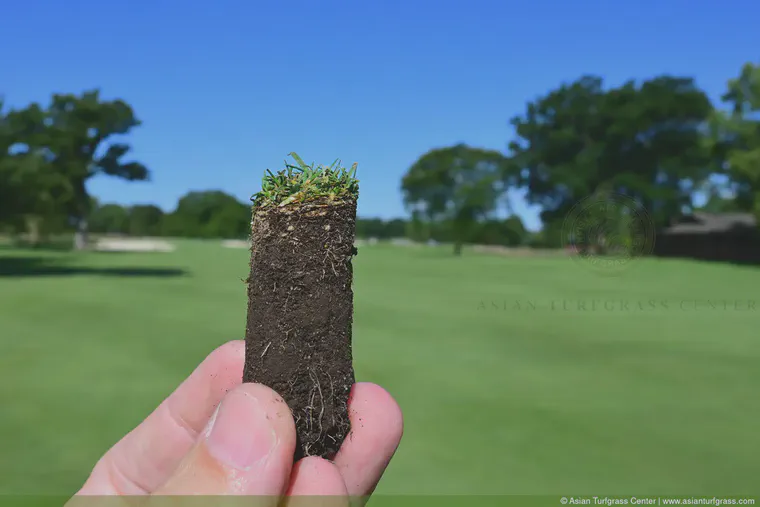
[244,153,359,460]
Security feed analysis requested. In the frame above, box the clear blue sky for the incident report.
[3,0,759,231]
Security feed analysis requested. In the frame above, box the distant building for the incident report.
[654,212,760,264]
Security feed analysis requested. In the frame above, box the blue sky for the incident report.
[3,0,759,231]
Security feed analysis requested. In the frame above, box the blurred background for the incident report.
[1,0,759,497]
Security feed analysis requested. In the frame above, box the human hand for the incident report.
[71,340,403,503]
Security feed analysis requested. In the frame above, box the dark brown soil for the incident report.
[243,199,357,460]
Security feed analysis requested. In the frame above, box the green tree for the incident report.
[384,218,407,238]
[465,216,527,246]
[526,221,564,249]
[711,62,760,220]
[355,218,410,240]
[167,190,249,238]
[0,102,72,244]
[405,215,431,242]
[128,205,164,236]
[43,90,149,249]
[507,75,716,245]
[355,218,386,239]
[89,203,129,234]
[202,200,249,239]
[402,144,506,255]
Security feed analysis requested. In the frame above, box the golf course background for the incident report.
[1,241,758,495]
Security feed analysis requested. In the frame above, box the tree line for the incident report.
[1,62,758,252]
[84,193,531,246]
[87,191,251,239]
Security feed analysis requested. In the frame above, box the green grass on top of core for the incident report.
[252,152,359,209]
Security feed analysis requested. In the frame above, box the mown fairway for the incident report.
[0,241,758,495]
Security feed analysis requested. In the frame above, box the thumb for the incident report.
[154,383,296,498]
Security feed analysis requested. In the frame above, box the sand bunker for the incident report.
[221,239,251,249]
[94,237,176,252]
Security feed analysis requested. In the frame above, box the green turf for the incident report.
[0,242,759,495]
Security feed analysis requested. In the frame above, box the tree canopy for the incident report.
[506,74,716,231]
[163,190,251,239]
[711,62,760,220]
[0,90,149,247]
[402,144,507,254]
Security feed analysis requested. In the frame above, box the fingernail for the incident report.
[205,390,277,470]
